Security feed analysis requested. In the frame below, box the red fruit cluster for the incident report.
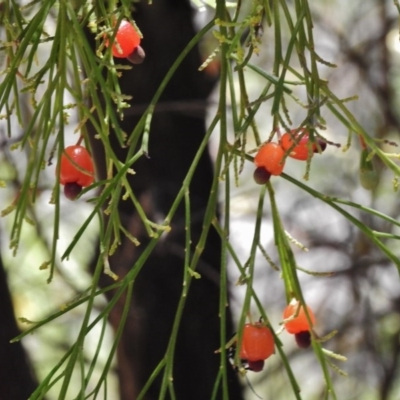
[283,299,316,348]
[230,302,316,376]
[253,129,326,184]
[239,322,275,372]
[59,145,95,200]
[105,20,145,64]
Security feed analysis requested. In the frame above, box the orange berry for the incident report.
[59,145,95,200]
[254,142,285,175]
[283,299,315,334]
[280,130,311,160]
[240,322,275,362]
[280,130,326,161]
[106,20,141,58]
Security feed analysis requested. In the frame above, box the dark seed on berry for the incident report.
[294,331,312,349]
[314,139,327,153]
[253,167,271,185]
[64,182,83,200]
[247,359,265,372]
[127,45,146,64]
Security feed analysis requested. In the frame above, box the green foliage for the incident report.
[1,0,400,399]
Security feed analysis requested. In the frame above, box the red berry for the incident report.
[106,20,141,58]
[240,322,275,362]
[59,145,95,189]
[283,299,315,334]
[254,142,285,175]
[280,130,326,160]
[280,130,311,160]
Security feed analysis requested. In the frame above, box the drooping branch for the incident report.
[86,0,243,398]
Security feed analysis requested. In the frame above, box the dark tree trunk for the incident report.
[0,256,38,399]
[88,0,243,399]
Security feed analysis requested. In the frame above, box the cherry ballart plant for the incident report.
[1,1,400,400]
[283,299,316,349]
[279,129,327,160]
[239,321,275,372]
[104,19,145,64]
[58,145,95,200]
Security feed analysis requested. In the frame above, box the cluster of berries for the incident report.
[57,19,145,200]
[253,129,327,184]
[236,299,315,373]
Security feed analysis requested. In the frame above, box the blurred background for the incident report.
[1,0,400,399]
